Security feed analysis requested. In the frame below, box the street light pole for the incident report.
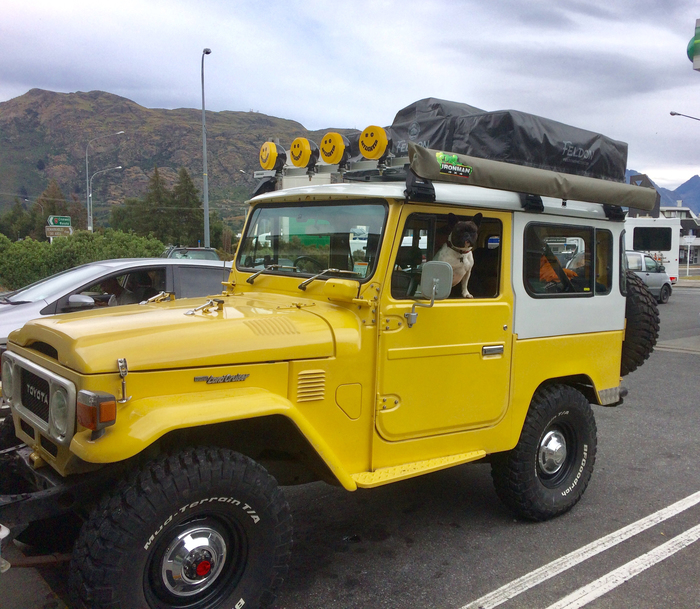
[201,48,212,248]
[89,166,122,230]
[670,111,700,122]
[85,130,124,232]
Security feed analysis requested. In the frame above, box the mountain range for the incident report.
[1,88,699,228]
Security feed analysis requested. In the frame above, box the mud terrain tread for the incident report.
[621,270,660,376]
[491,384,597,522]
[69,446,292,609]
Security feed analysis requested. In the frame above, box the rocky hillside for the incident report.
[0,88,355,226]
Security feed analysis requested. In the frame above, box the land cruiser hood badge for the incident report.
[195,373,250,384]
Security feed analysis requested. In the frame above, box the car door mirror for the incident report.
[66,294,96,310]
[419,261,453,300]
[658,264,665,273]
[405,261,454,328]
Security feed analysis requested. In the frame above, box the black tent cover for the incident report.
[388,98,628,183]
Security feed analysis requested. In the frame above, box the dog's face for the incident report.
[448,213,482,252]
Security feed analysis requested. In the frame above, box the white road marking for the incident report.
[461,490,700,609]
[544,522,700,609]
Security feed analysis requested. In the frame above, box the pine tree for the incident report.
[171,167,202,246]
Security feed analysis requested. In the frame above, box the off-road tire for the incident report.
[621,270,660,376]
[491,384,597,522]
[0,415,19,450]
[658,283,671,305]
[68,447,292,609]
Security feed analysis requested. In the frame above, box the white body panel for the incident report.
[512,212,626,340]
[624,216,681,283]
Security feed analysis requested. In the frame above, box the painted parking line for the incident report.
[545,522,700,609]
[461,490,700,609]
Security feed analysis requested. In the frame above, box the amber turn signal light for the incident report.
[77,390,117,440]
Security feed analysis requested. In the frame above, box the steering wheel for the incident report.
[293,256,325,272]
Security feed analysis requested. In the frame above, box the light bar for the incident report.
[359,125,390,161]
[289,137,319,169]
[259,141,287,171]
[320,132,350,166]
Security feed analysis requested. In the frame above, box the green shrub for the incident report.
[0,230,165,291]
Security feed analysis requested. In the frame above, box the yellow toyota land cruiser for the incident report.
[0,101,660,609]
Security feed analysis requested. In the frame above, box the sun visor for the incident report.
[408,142,657,211]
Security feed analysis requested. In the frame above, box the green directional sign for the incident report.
[48,215,71,227]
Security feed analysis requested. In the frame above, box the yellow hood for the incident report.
[11,294,334,374]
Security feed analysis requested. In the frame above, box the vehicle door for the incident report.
[376,206,513,442]
[642,255,663,297]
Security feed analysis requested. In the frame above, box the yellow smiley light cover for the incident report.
[259,141,286,171]
[289,137,319,168]
[319,132,350,165]
[359,126,389,160]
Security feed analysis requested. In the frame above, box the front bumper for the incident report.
[0,445,117,532]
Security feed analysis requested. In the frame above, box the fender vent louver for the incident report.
[244,317,299,336]
[297,370,326,403]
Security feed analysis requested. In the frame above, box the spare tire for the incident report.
[621,270,659,376]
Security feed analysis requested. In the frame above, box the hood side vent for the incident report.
[28,342,58,360]
[244,317,299,336]
[297,369,326,403]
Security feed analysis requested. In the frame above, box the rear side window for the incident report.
[633,227,672,251]
[524,224,593,296]
[524,224,613,297]
[626,253,642,271]
[178,267,227,298]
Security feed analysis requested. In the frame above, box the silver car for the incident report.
[625,250,672,304]
[0,258,231,352]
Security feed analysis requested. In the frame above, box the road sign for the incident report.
[45,226,73,238]
[47,215,71,227]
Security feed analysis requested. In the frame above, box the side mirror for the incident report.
[66,294,96,310]
[405,261,453,328]
[658,264,665,273]
[419,261,453,300]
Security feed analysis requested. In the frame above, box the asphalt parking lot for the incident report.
[2,283,700,609]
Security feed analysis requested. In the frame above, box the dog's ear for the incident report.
[447,213,458,228]
[471,212,483,227]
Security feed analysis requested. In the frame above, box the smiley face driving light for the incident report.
[289,137,319,169]
[320,132,350,166]
[259,141,287,171]
[359,125,390,160]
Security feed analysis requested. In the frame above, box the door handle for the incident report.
[482,345,504,356]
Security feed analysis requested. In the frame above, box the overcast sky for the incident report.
[2,0,699,189]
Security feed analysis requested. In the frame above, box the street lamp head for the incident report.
[116,130,125,135]
[670,111,679,116]
[203,48,211,55]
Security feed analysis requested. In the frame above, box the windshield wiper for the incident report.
[0,298,30,305]
[298,269,360,291]
[246,264,299,284]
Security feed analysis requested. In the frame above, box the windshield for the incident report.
[237,201,387,280]
[3,265,107,304]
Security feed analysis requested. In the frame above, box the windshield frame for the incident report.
[236,199,389,284]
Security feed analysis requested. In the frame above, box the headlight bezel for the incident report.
[49,385,70,439]
[1,357,14,401]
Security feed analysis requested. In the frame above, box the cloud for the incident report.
[1,0,700,188]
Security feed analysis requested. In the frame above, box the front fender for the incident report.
[70,387,357,490]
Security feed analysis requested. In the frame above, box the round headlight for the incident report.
[50,387,69,437]
[1,359,13,401]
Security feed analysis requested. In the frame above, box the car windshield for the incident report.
[237,201,387,280]
[2,265,107,304]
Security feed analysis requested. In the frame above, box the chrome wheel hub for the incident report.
[161,525,227,597]
[538,429,567,475]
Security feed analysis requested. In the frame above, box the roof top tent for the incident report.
[388,98,629,182]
